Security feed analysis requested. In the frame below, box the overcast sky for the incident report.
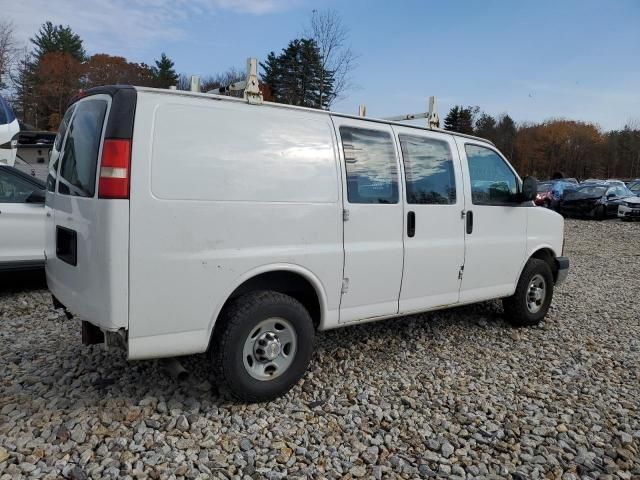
[5,0,640,131]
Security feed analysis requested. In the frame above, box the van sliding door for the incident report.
[332,117,404,323]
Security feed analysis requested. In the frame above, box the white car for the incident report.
[46,86,569,401]
[0,95,20,166]
[0,165,46,271]
[618,196,640,221]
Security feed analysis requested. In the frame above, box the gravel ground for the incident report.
[1,219,639,480]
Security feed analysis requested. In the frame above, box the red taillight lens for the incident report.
[98,139,131,199]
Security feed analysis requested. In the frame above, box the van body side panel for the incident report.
[128,92,343,359]
[525,207,563,259]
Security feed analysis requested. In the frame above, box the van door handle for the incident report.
[466,210,473,234]
[407,211,415,237]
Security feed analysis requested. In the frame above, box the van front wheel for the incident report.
[502,258,554,327]
[212,290,314,402]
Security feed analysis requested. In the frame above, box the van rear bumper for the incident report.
[555,256,569,285]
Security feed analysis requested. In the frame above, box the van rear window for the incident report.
[58,99,108,197]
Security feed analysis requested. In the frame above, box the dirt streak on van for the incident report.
[46,85,569,401]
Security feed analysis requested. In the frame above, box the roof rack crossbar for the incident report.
[382,96,440,129]
[205,58,263,105]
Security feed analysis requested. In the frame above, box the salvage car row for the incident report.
[535,177,640,220]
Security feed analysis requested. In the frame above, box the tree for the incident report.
[152,52,178,88]
[514,120,603,178]
[84,54,155,88]
[9,49,37,125]
[495,114,517,160]
[474,112,497,142]
[261,38,334,109]
[0,20,17,90]
[31,21,85,62]
[34,52,83,129]
[306,9,357,107]
[444,105,478,134]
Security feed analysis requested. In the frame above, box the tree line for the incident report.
[444,105,640,180]
[1,17,638,180]
[1,21,179,130]
[0,11,355,130]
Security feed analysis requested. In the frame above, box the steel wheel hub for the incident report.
[254,332,281,361]
[242,317,297,381]
[526,274,546,314]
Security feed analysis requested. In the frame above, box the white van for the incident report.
[46,86,569,401]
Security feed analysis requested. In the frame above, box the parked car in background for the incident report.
[605,179,626,187]
[535,179,577,209]
[558,183,634,219]
[627,179,640,195]
[0,95,20,167]
[562,178,579,185]
[0,165,46,271]
[618,195,640,221]
[45,85,568,401]
[582,178,603,184]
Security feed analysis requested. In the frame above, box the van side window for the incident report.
[465,144,518,205]
[54,106,75,152]
[58,99,108,197]
[399,134,456,204]
[48,105,76,192]
[340,126,398,204]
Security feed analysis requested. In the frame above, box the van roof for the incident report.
[76,85,495,146]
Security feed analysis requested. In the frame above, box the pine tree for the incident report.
[30,21,85,62]
[496,114,517,159]
[444,106,460,132]
[260,38,334,109]
[444,105,477,135]
[474,113,497,141]
[152,53,178,89]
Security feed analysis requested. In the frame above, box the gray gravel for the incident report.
[1,219,639,479]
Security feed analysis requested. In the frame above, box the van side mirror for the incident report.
[26,190,46,204]
[519,176,538,203]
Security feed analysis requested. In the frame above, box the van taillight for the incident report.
[99,139,131,199]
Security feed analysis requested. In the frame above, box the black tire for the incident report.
[503,259,554,327]
[595,205,606,220]
[212,290,315,402]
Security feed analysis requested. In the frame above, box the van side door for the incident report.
[393,127,465,312]
[456,139,527,302]
[332,117,404,322]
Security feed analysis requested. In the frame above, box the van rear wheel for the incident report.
[212,290,314,402]
[502,258,554,327]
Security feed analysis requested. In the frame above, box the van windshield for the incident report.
[58,99,108,197]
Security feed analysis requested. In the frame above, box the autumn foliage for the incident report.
[445,106,640,180]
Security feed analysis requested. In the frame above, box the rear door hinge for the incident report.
[343,209,349,221]
[461,210,466,219]
[458,265,464,280]
[341,278,349,294]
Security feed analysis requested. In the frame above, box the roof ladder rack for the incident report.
[359,96,440,129]
[382,96,440,129]
[205,57,263,105]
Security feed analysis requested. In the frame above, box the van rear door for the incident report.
[46,88,135,332]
